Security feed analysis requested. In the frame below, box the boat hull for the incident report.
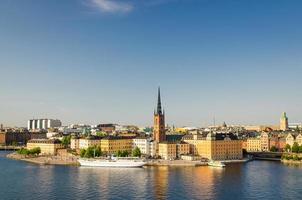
[78,159,146,168]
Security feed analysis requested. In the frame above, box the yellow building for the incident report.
[184,133,242,160]
[158,141,190,160]
[79,138,101,149]
[27,139,63,155]
[246,138,262,152]
[183,134,205,155]
[100,136,133,155]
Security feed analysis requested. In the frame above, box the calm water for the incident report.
[0,151,302,200]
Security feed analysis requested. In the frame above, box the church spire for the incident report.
[157,87,162,115]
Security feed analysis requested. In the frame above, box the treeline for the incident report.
[282,154,302,161]
[79,146,141,158]
[17,147,41,156]
[285,142,302,153]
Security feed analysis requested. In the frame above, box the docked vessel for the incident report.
[208,161,226,168]
[78,157,146,168]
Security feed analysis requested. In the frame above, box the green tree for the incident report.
[116,150,122,157]
[30,147,41,156]
[61,135,71,148]
[285,144,291,152]
[80,146,102,158]
[299,145,302,153]
[270,146,278,152]
[132,147,141,157]
[117,150,129,157]
[292,142,299,153]
[80,149,86,158]
[96,132,107,137]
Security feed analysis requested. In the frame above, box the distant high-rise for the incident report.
[153,87,166,143]
[27,119,62,130]
[280,112,289,131]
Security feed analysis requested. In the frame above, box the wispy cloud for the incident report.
[87,0,133,14]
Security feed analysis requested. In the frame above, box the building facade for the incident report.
[246,138,262,152]
[132,137,155,156]
[153,88,166,143]
[280,112,289,131]
[27,139,63,155]
[28,119,62,130]
[158,142,190,160]
[100,136,133,155]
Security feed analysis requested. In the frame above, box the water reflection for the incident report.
[152,166,169,200]
[1,152,302,200]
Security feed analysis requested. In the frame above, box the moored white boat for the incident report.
[78,157,146,168]
[208,161,226,168]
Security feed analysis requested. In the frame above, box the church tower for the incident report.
[153,87,166,143]
[280,112,289,131]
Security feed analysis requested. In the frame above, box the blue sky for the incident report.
[0,0,302,127]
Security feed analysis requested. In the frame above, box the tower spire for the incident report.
[157,87,162,115]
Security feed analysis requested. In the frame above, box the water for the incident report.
[0,151,302,200]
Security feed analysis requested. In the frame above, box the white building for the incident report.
[79,138,101,149]
[132,137,156,157]
[28,119,62,130]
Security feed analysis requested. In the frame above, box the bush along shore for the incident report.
[281,154,302,165]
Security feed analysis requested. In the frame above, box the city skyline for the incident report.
[1,0,302,127]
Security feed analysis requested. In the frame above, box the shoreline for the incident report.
[6,152,251,167]
[6,152,79,166]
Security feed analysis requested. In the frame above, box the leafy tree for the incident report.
[299,145,302,153]
[116,150,122,157]
[17,147,40,156]
[96,132,107,137]
[80,146,102,158]
[30,147,41,155]
[132,147,141,157]
[84,147,94,158]
[270,146,278,152]
[293,155,299,161]
[285,144,291,152]
[80,149,86,158]
[61,135,71,148]
[117,150,129,157]
[292,142,299,153]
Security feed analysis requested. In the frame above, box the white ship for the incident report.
[78,157,146,168]
[208,161,226,168]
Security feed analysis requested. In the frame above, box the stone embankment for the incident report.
[7,152,79,166]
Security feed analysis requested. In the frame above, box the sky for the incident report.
[0,0,302,127]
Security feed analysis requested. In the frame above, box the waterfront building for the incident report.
[79,137,101,149]
[153,87,166,143]
[280,112,289,131]
[27,139,63,155]
[260,132,270,152]
[70,137,80,150]
[183,133,205,156]
[100,136,133,155]
[296,134,302,145]
[269,136,286,151]
[246,138,262,152]
[286,133,295,147]
[200,133,242,160]
[0,131,46,146]
[183,132,242,160]
[158,141,190,160]
[28,119,62,130]
[285,133,302,147]
[132,137,155,156]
